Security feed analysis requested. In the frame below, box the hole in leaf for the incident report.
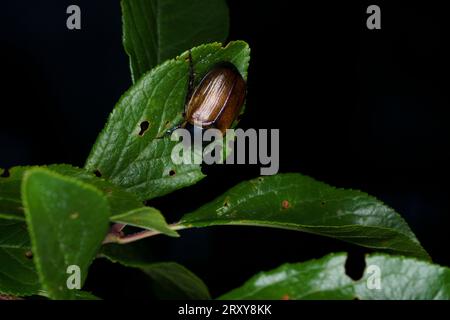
[184,53,193,62]
[0,168,10,178]
[345,251,366,281]
[138,121,150,136]
[169,170,176,177]
[24,251,33,259]
[222,197,231,208]
[321,201,326,206]
[93,170,102,178]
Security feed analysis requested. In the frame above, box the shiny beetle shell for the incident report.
[184,62,246,134]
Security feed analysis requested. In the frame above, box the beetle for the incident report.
[180,55,247,135]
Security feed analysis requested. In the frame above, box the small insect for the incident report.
[177,53,247,135]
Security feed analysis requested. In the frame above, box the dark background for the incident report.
[1,1,449,299]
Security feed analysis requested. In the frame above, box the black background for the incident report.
[1,1,449,299]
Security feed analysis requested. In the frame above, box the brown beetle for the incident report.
[182,61,247,135]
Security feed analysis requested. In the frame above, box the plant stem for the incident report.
[103,223,186,245]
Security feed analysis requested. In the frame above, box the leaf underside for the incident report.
[100,249,210,299]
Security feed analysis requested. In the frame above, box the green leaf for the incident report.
[0,219,30,249]
[121,0,229,82]
[111,207,178,237]
[47,164,143,217]
[99,242,156,266]
[0,166,30,220]
[0,165,176,237]
[47,165,177,237]
[355,254,450,299]
[0,219,61,300]
[0,219,41,297]
[0,246,41,297]
[0,218,39,297]
[85,41,250,201]
[100,249,210,300]
[53,165,179,237]
[220,253,450,300]
[140,262,211,300]
[22,168,110,299]
[180,173,429,260]
[220,253,353,300]
[0,165,140,220]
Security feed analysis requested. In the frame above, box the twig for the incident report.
[103,223,185,245]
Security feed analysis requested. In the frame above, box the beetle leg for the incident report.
[163,121,187,138]
[184,49,196,116]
